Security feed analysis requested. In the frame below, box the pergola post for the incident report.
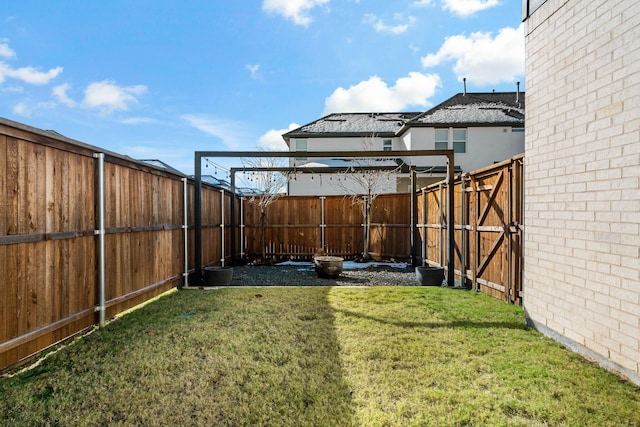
[410,166,418,267]
[447,153,456,287]
[194,153,203,284]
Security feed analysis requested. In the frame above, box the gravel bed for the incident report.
[229,264,419,287]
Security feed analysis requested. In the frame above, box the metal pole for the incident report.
[421,188,426,266]
[182,177,188,287]
[230,171,236,266]
[447,153,456,287]
[320,196,326,249]
[438,183,443,266]
[194,154,203,284]
[362,195,368,258]
[94,153,106,327]
[410,166,417,267]
[221,190,225,267]
[461,175,466,288]
[240,197,245,260]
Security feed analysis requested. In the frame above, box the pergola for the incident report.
[193,149,456,286]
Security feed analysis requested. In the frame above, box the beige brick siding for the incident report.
[524,0,640,385]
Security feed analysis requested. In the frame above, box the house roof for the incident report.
[407,92,524,127]
[282,92,525,143]
[139,159,185,176]
[189,174,231,190]
[282,112,421,141]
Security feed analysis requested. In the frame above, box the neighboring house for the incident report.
[523,0,639,385]
[139,159,186,176]
[283,91,525,195]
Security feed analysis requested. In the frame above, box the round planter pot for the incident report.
[204,266,234,286]
[415,266,445,286]
[314,256,344,279]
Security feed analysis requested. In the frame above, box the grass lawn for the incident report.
[1,286,639,426]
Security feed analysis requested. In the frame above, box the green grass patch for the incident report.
[1,287,639,426]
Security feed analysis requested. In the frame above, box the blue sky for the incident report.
[0,0,524,175]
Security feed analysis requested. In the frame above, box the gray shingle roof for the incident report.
[408,92,524,126]
[283,92,525,142]
[283,112,421,140]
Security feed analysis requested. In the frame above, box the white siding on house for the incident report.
[462,127,525,170]
[306,136,398,152]
[288,172,399,196]
[524,0,639,385]
[400,126,524,172]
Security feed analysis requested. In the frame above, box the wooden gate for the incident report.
[419,155,523,304]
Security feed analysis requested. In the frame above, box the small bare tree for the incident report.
[240,154,288,261]
[331,138,402,260]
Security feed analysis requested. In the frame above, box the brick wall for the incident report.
[524,0,639,385]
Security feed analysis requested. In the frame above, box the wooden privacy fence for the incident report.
[417,155,524,304]
[0,119,226,371]
[241,193,412,261]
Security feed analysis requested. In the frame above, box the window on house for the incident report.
[382,139,392,151]
[295,139,307,161]
[435,129,448,150]
[452,129,466,153]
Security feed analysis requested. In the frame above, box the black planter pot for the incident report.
[204,266,234,286]
[415,266,445,286]
[314,256,344,279]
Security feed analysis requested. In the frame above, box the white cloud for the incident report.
[121,117,162,125]
[0,40,62,85]
[258,123,300,151]
[52,83,76,107]
[262,0,330,26]
[82,80,147,113]
[12,102,29,116]
[324,72,441,114]
[412,0,434,7]
[246,63,261,80]
[1,85,23,93]
[12,100,56,117]
[442,0,500,17]
[181,114,252,149]
[0,62,63,85]
[421,24,524,86]
[364,13,415,35]
[0,40,16,58]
